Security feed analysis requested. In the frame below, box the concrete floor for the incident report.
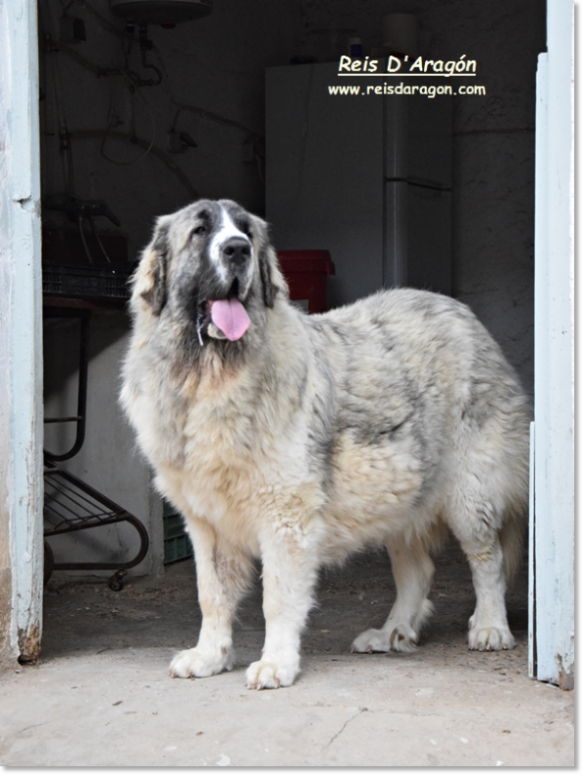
[0,543,574,767]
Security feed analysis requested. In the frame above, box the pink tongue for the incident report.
[210,298,251,341]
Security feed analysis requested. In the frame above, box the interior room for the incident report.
[41,0,542,581]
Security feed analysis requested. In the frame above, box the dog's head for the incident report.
[131,199,288,345]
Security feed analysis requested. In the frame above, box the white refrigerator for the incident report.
[265,63,452,309]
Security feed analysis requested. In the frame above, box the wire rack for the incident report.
[42,265,131,300]
[44,462,149,589]
[43,307,149,590]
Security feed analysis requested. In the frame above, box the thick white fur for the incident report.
[121,200,530,689]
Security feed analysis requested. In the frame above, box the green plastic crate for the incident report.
[163,508,193,564]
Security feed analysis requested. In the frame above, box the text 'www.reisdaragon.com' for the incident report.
[327,83,486,98]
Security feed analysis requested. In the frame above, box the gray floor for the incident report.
[0,543,574,767]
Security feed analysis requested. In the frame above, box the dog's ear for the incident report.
[254,217,288,309]
[131,219,170,316]
[259,244,276,308]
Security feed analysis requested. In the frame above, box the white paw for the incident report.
[169,646,234,678]
[351,624,418,654]
[245,659,299,689]
[468,625,516,651]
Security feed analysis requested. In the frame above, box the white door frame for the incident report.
[530,0,574,688]
[0,0,44,664]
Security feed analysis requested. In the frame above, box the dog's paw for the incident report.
[169,646,234,679]
[351,624,418,654]
[245,659,299,689]
[468,625,516,651]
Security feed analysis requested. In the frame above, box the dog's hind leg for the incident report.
[449,511,517,651]
[170,517,253,679]
[351,536,435,653]
[464,542,516,651]
[445,382,527,650]
[446,486,520,651]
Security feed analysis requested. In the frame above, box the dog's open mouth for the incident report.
[206,280,251,342]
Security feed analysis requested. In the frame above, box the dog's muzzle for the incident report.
[197,235,254,344]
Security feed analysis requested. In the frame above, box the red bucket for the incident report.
[276,250,335,314]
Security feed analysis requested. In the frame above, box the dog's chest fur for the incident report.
[130,346,323,549]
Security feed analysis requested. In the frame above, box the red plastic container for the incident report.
[276,250,335,314]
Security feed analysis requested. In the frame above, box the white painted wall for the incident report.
[40,0,300,258]
[532,0,574,689]
[0,0,44,666]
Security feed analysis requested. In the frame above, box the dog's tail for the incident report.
[499,502,527,585]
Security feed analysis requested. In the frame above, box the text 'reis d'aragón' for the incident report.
[338,54,477,76]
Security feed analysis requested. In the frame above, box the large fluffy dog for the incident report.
[121,199,530,689]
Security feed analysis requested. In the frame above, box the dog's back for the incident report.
[301,289,530,655]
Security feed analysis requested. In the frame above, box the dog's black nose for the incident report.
[222,238,251,265]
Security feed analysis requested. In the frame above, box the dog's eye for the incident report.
[192,225,207,237]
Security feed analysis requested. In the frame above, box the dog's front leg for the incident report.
[170,517,253,679]
[246,525,320,690]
